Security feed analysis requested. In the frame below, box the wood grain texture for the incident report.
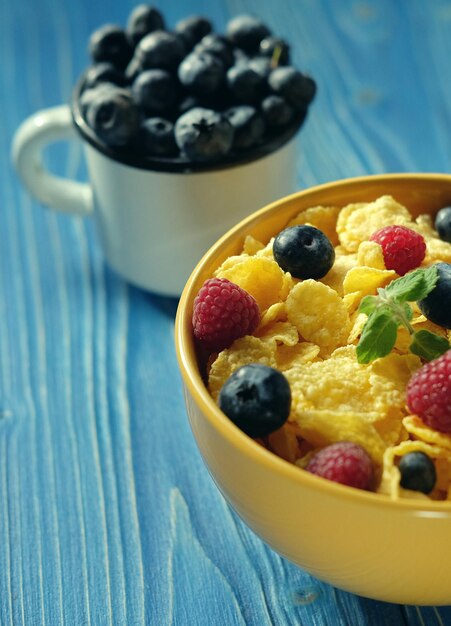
[2,0,451,623]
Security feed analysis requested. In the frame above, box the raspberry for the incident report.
[192,277,260,351]
[370,225,426,276]
[406,350,451,433]
[306,441,374,490]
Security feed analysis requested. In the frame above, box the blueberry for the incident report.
[140,117,178,156]
[88,24,133,71]
[225,105,265,150]
[177,95,202,116]
[399,452,436,494]
[261,94,294,127]
[259,36,290,65]
[435,207,451,243]
[273,225,335,279]
[218,364,291,438]
[174,107,234,162]
[84,85,140,147]
[247,56,273,79]
[83,63,128,89]
[124,57,143,83]
[232,48,251,65]
[134,30,186,73]
[175,15,212,50]
[226,63,266,104]
[178,52,225,97]
[417,262,451,329]
[79,82,117,116]
[226,14,271,54]
[268,66,317,110]
[194,34,234,69]
[126,4,165,46]
[132,69,177,115]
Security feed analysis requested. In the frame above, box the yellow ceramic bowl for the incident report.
[175,173,451,606]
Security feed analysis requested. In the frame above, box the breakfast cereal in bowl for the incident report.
[191,194,451,501]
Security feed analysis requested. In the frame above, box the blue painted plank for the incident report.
[1,0,451,624]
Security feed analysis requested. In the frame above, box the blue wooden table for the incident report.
[2,0,451,624]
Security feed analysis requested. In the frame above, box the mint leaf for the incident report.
[385,266,438,302]
[358,295,379,316]
[356,307,399,364]
[410,330,450,361]
[400,301,413,323]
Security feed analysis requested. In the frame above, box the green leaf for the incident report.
[409,330,450,361]
[385,266,438,302]
[401,301,413,322]
[358,295,379,316]
[356,307,399,364]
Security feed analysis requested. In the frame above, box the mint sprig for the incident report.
[356,266,449,364]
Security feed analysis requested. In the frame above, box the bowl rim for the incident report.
[175,172,451,514]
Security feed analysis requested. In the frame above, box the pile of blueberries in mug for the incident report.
[77,5,317,164]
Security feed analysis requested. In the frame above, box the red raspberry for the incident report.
[370,225,426,275]
[192,277,260,351]
[406,350,451,433]
[306,441,374,490]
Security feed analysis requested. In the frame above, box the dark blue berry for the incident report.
[88,24,133,71]
[225,105,265,149]
[194,34,234,68]
[417,262,451,329]
[175,15,212,50]
[177,95,201,116]
[218,364,291,438]
[178,52,225,97]
[124,57,143,83]
[140,117,177,156]
[84,63,128,89]
[247,56,273,78]
[85,85,140,147]
[131,69,177,114]
[226,14,271,54]
[126,5,165,46]
[79,82,117,116]
[174,107,234,162]
[134,31,186,72]
[261,94,294,126]
[268,66,317,110]
[435,207,451,243]
[399,452,436,494]
[273,225,335,279]
[259,36,290,65]
[232,48,250,65]
[226,63,266,104]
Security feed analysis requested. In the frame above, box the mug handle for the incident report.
[11,104,93,216]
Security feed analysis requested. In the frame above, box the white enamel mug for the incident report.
[12,90,302,296]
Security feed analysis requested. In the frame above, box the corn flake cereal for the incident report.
[336,195,413,252]
[204,194,451,501]
[216,256,286,312]
[287,205,341,246]
[258,302,287,328]
[255,320,299,346]
[286,280,351,351]
[208,336,276,401]
[290,407,386,464]
[320,254,358,296]
[275,342,320,370]
[342,266,397,296]
[243,234,265,255]
[403,415,451,451]
[357,240,386,270]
